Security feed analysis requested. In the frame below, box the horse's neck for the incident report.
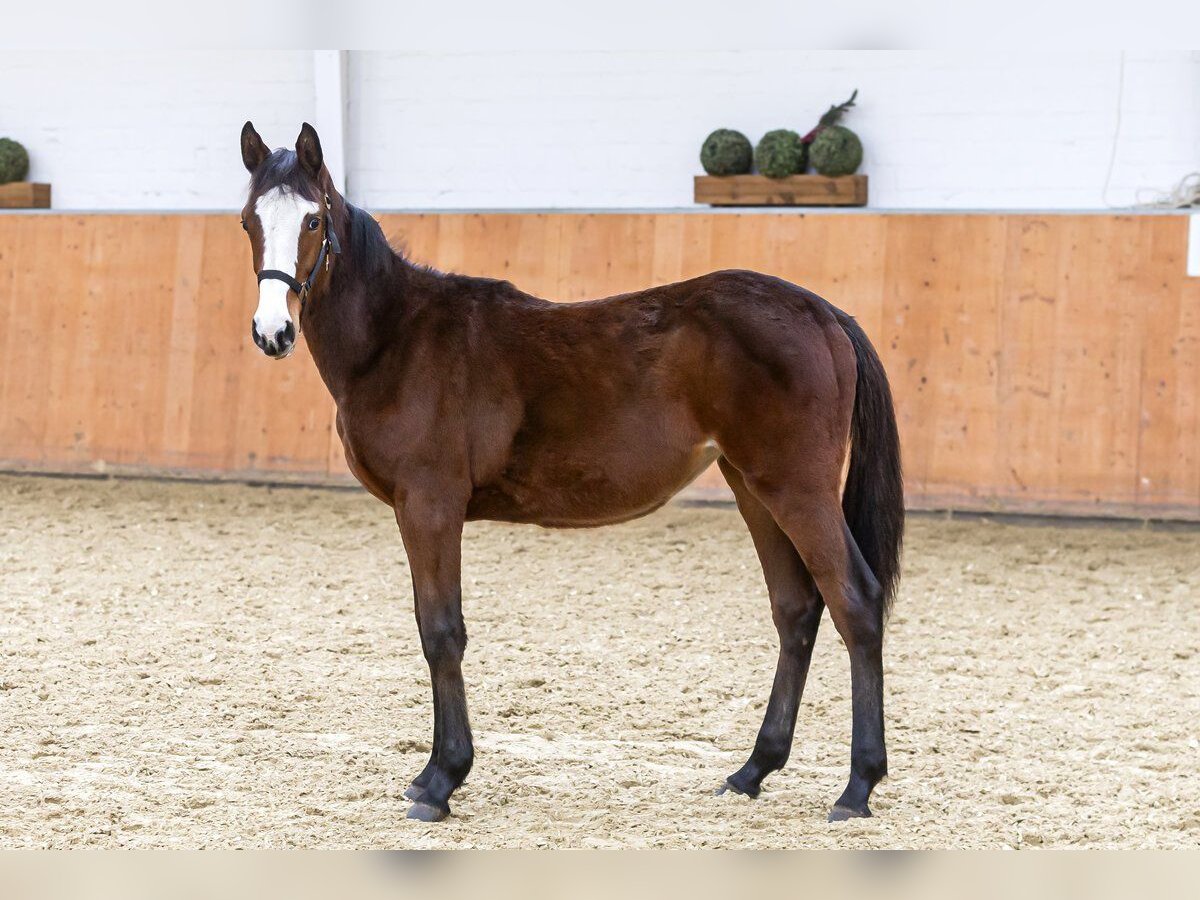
[303,258,408,402]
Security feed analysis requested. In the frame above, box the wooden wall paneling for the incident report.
[0,218,13,457]
[706,213,760,275]
[1134,218,1189,511]
[648,214,686,287]
[383,214,438,272]
[1,211,1197,518]
[232,338,328,475]
[676,215,715,287]
[1108,217,1151,509]
[922,216,1006,506]
[997,217,1063,508]
[1047,216,1097,506]
[124,217,179,467]
[818,216,888,339]
[759,213,814,288]
[84,217,165,467]
[186,215,257,472]
[1180,278,1200,511]
[520,214,566,299]
[457,214,520,286]
[558,213,657,301]
[879,216,944,500]
[42,216,96,468]
[1051,217,1138,509]
[3,218,62,464]
[1176,275,1200,508]
[429,214,467,279]
[160,216,205,468]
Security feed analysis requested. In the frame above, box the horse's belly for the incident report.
[467,439,720,527]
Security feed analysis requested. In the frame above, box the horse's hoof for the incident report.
[828,804,871,822]
[715,778,759,799]
[407,801,450,822]
[403,783,426,802]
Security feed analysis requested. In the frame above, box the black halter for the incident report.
[256,194,342,327]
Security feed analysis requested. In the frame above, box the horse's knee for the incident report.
[419,606,467,663]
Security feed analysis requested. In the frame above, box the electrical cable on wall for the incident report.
[1104,51,1200,210]
[1101,51,1126,208]
[1134,172,1200,209]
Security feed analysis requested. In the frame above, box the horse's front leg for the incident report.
[395,486,472,822]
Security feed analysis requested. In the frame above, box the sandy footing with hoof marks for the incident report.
[0,474,1197,848]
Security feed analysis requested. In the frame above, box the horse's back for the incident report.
[459,268,855,526]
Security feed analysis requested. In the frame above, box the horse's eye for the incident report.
[240,218,248,232]
[307,216,321,231]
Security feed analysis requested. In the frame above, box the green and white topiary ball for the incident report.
[754,129,806,179]
[0,138,29,184]
[809,125,863,177]
[700,129,753,176]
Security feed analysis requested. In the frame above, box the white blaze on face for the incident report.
[252,186,320,343]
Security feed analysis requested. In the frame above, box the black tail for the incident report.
[835,311,904,615]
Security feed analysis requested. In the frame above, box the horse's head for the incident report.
[239,121,340,359]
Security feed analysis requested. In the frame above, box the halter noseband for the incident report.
[256,194,342,327]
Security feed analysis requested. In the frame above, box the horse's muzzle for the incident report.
[251,319,296,359]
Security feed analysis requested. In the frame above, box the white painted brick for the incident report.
[347,49,1200,210]
[0,50,314,209]
[1,50,1197,211]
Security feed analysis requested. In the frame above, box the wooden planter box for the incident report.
[695,174,866,207]
[0,182,51,209]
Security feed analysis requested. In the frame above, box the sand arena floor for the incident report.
[0,473,1197,848]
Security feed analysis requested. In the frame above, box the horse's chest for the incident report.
[336,412,395,504]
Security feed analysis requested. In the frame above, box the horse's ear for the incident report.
[241,121,270,173]
[296,122,324,179]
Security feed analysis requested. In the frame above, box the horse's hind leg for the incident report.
[717,458,824,799]
[760,486,888,821]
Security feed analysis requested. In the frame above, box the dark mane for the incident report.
[343,203,405,279]
[338,202,459,290]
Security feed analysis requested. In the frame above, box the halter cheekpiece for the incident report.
[256,193,341,326]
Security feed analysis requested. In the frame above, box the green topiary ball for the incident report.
[809,125,862,177]
[700,129,753,176]
[755,129,806,179]
[0,138,29,184]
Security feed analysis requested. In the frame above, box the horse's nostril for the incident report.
[280,321,296,344]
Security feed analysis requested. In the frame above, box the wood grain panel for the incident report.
[0,212,1196,519]
[997,217,1062,505]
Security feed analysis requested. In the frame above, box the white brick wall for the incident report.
[349,50,1200,210]
[0,50,314,209]
[2,50,1197,210]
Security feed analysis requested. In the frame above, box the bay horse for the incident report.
[239,122,904,824]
